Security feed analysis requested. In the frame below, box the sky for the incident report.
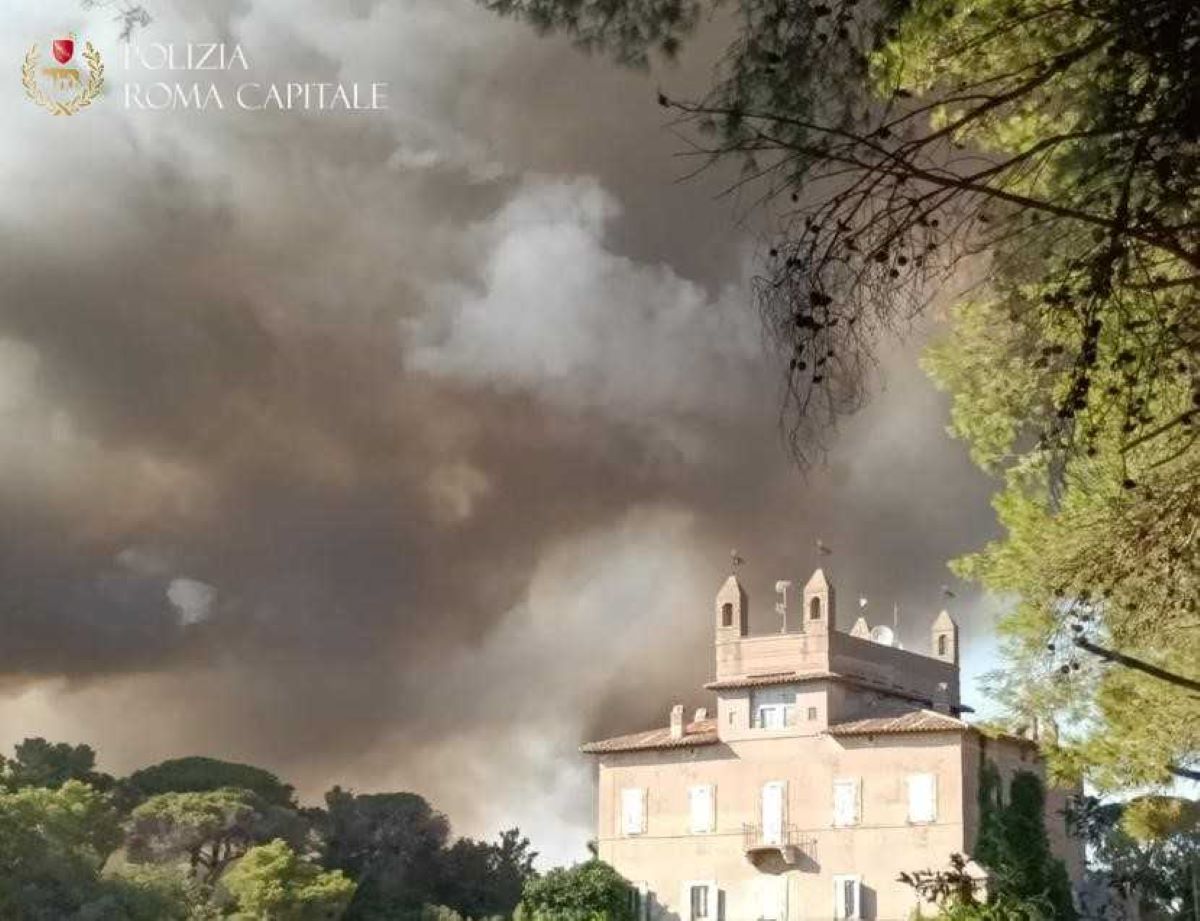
[0,0,1008,863]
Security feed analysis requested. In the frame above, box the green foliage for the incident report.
[1070,794,1199,921]
[435,828,537,919]
[1120,795,1200,844]
[928,894,1054,921]
[0,781,122,920]
[223,839,355,921]
[479,0,704,66]
[970,765,1075,921]
[76,865,214,921]
[124,757,297,809]
[319,788,449,920]
[127,789,309,885]
[0,738,114,792]
[518,859,635,921]
[414,907,466,921]
[0,740,538,921]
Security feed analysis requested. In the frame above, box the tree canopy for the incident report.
[1070,794,1199,921]
[222,839,356,921]
[0,781,122,920]
[0,738,114,793]
[319,788,450,920]
[123,757,297,808]
[126,788,310,885]
[516,860,635,921]
[0,737,545,920]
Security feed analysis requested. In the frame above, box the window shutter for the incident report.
[762,781,786,844]
[833,779,860,826]
[907,773,937,823]
[622,787,647,835]
[690,784,715,833]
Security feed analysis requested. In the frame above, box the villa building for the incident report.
[581,568,1083,921]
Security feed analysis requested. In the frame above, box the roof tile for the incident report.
[580,718,719,754]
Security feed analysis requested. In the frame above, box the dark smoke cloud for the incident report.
[0,0,998,859]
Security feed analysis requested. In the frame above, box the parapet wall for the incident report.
[714,631,831,680]
[830,631,960,707]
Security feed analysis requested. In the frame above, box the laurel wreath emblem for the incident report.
[22,42,105,116]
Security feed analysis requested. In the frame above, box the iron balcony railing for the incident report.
[742,823,818,859]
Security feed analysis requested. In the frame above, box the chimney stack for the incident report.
[693,707,708,724]
[669,704,684,740]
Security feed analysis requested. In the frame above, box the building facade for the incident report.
[581,569,1083,921]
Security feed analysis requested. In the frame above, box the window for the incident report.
[761,781,786,845]
[621,787,647,835]
[833,875,861,920]
[689,784,715,833]
[751,687,795,729]
[907,773,937,824]
[807,706,818,721]
[630,883,650,921]
[810,597,822,620]
[683,882,718,921]
[721,602,733,627]
[833,778,860,827]
[937,634,948,656]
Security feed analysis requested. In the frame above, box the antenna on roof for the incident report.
[775,580,793,634]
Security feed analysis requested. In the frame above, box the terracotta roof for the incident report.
[580,718,719,754]
[703,670,838,690]
[827,710,969,736]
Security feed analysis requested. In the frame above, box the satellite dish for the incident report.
[869,625,896,646]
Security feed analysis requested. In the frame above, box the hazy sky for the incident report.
[0,0,1004,862]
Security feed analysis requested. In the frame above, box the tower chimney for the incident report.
[669,704,684,740]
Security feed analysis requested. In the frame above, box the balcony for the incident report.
[742,824,818,869]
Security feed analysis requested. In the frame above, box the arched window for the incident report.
[937,634,948,657]
[809,597,822,621]
[721,602,733,628]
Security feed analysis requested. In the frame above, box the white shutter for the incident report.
[761,781,786,845]
[833,778,860,827]
[689,784,715,833]
[622,787,647,835]
[907,773,937,823]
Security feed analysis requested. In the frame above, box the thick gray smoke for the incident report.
[0,0,999,861]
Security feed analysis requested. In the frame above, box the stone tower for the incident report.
[802,568,835,635]
[931,609,959,664]
[715,574,748,644]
